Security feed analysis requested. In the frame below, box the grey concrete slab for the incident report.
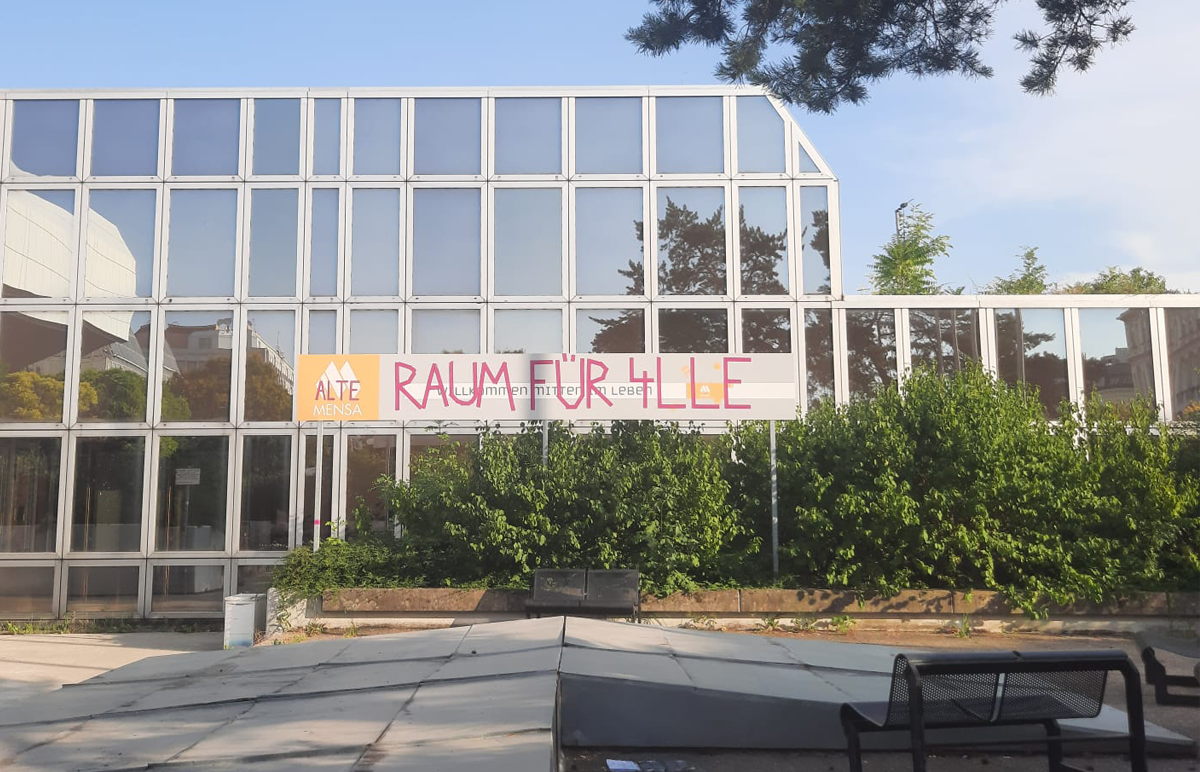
[214,638,353,675]
[564,616,672,654]
[120,669,307,712]
[375,672,556,745]
[0,680,162,727]
[277,659,445,696]
[429,644,560,681]
[676,656,847,701]
[328,626,469,665]
[560,646,692,687]
[78,646,238,684]
[354,729,555,772]
[454,615,563,655]
[769,637,915,672]
[660,627,798,665]
[170,754,363,772]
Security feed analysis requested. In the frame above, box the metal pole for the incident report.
[541,420,549,466]
[313,420,323,551]
[770,419,779,578]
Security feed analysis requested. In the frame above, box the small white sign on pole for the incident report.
[175,468,201,486]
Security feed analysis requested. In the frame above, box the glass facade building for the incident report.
[0,86,1196,617]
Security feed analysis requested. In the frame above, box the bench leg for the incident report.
[1120,659,1149,772]
[1142,647,1200,707]
[908,719,927,772]
[1044,719,1064,771]
[838,708,864,772]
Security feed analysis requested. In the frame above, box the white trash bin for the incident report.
[223,593,263,649]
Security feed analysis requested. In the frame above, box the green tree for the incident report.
[0,371,95,421]
[1060,266,1169,294]
[627,0,1136,112]
[867,204,951,295]
[79,369,147,420]
[984,247,1051,294]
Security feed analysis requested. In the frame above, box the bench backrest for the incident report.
[584,570,639,605]
[531,569,586,603]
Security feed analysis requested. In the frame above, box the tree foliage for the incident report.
[983,247,1051,294]
[1060,265,1169,294]
[867,204,952,294]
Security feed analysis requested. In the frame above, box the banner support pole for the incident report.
[541,420,549,466]
[770,419,779,578]
[314,420,324,551]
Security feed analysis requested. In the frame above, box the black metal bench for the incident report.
[840,649,1147,772]
[525,569,640,621]
[1136,630,1200,706]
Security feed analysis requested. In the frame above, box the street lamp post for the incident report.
[894,200,912,238]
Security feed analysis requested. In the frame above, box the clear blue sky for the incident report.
[4,0,1196,293]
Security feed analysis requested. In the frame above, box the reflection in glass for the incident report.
[313,99,342,175]
[161,311,233,422]
[3,189,76,299]
[575,97,642,174]
[494,309,562,353]
[738,187,788,294]
[0,437,60,552]
[414,98,481,175]
[1079,307,1155,404]
[151,565,224,612]
[737,97,785,173]
[171,99,240,176]
[248,188,299,296]
[495,98,561,174]
[804,308,834,407]
[1166,308,1200,421]
[575,188,643,296]
[307,310,337,355]
[494,188,561,295]
[410,434,476,475]
[91,100,159,176]
[10,100,78,177]
[350,188,400,296]
[655,97,723,174]
[0,566,55,614]
[245,311,295,422]
[798,143,820,173]
[309,188,339,296]
[657,188,725,295]
[240,435,291,550]
[352,99,402,175]
[302,433,333,545]
[85,189,155,298]
[0,309,69,421]
[799,186,831,294]
[71,437,144,552]
[252,99,300,175]
[78,309,152,421]
[67,565,139,613]
[237,564,274,594]
[742,309,791,353]
[411,309,480,354]
[345,435,395,539]
[909,309,980,374]
[166,189,237,297]
[994,308,1069,416]
[155,435,229,551]
[412,188,481,295]
[577,308,645,353]
[659,308,728,353]
[349,309,397,354]
[845,309,897,399]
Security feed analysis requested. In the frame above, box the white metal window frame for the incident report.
[0,304,77,427]
[303,303,342,356]
[488,303,568,354]
[145,427,237,559]
[159,183,245,303]
[305,93,348,181]
[1,96,87,183]
[302,182,347,300]
[62,428,154,559]
[233,556,284,594]
[233,428,299,556]
[241,182,305,302]
[566,94,649,180]
[337,428,400,540]
[406,181,486,302]
[405,302,485,355]
[238,305,300,428]
[345,183,405,300]
[795,180,842,298]
[729,94,790,180]
[487,181,568,301]
[408,96,488,182]
[246,95,308,182]
[653,301,735,354]
[648,93,731,179]
[153,303,242,427]
[59,558,145,618]
[346,95,406,181]
[344,302,404,356]
[145,557,230,618]
[488,94,568,181]
[0,429,69,560]
[732,181,797,301]
[76,183,162,306]
[569,300,652,354]
[82,95,168,182]
[164,96,247,182]
[648,180,735,301]
[567,180,651,302]
[0,183,84,305]
[0,559,60,619]
[293,427,342,546]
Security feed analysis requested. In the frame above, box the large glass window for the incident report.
[411,309,480,354]
[0,566,55,614]
[252,99,301,176]
[312,99,342,175]
[302,434,333,546]
[349,309,398,354]
[658,308,728,353]
[244,311,295,422]
[352,98,402,176]
[1079,307,1155,405]
[85,189,156,298]
[350,188,400,296]
[741,308,791,353]
[166,189,237,297]
[247,188,299,296]
[71,436,144,552]
[67,565,140,614]
[0,309,69,422]
[656,187,726,296]
[161,311,233,422]
[994,308,1069,416]
[798,143,820,173]
[155,436,229,551]
[151,564,224,612]
[10,100,79,177]
[495,98,561,174]
[736,96,785,173]
[655,97,723,174]
[494,309,562,353]
[410,434,476,475]
[738,187,788,294]
[575,187,643,296]
[414,98,481,175]
[3,189,76,299]
[240,435,291,551]
[845,309,897,399]
[909,309,981,374]
[171,99,240,176]
[575,97,642,174]
[307,310,338,355]
[78,310,153,422]
[91,100,159,177]
[237,563,274,594]
[804,308,835,408]
[309,188,340,296]
[799,186,831,294]
[0,437,60,553]
[494,188,561,295]
[345,435,395,539]
[412,188,481,295]
[576,308,645,354]
[1166,308,1200,421]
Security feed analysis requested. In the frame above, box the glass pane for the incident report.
[804,308,834,408]
[576,308,645,354]
[575,97,642,174]
[798,143,820,173]
[495,98,560,174]
[171,99,240,176]
[349,309,397,354]
[78,309,152,421]
[799,186,831,294]
[245,310,296,421]
[10,100,78,177]
[237,564,274,594]
[846,309,897,399]
[3,189,76,299]
[575,188,643,296]
[155,435,229,551]
[412,188,481,295]
[738,186,788,294]
[67,565,139,613]
[248,188,299,296]
[737,96,784,173]
[411,309,480,354]
[345,435,395,539]
[1079,307,1155,404]
[0,437,60,552]
[655,97,723,174]
[0,566,55,614]
[0,309,69,421]
[410,434,475,475]
[909,309,980,374]
[742,308,791,353]
[995,308,1069,416]
[240,435,291,550]
[309,188,340,296]
[166,189,237,297]
[350,188,400,296]
[413,98,481,175]
[352,98,402,176]
[71,436,144,552]
[85,189,156,298]
[307,310,337,354]
[658,308,728,353]
[494,188,561,295]
[657,187,726,295]
[162,311,233,422]
[1166,308,1200,421]
[151,564,224,612]
[313,99,342,175]
[91,100,159,176]
[302,434,333,546]
[252,99,300,175]
[494,309,562,353]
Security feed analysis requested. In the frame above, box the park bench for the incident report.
[1135,630,1200,706]
[839,649,1146,772]
[525,569,640,621]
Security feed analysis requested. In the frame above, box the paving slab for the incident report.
[660,627,798,665]
[377,672,557,745]
[328,626,469,665]
[560,646,692,686]
[564,616,672,654]
[278,659,445,696]
[453,615,563,655]
[429,644,560,681]
[355,729,555,772]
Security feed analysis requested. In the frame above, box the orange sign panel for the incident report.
[295,355,380,421]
